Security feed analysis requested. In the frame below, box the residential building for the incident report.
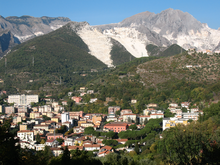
[147,103,158,108]
[163,117,189,130]
[61,112,69,123]
[87,90,94,94]
[8,94,38,105]
[123,113,137,122]
[181,102,190,109]
[90,98,97,103]
[108,106,120,115]
[46,133,63,140]
[33,124,50,131]
[120,109,132,116]
[131,99,137,104]
[20,124,27,131]
[104,122,128,133]
[64,137,75,146]
[45,139,59,148]
[51,117,60,123]
[84,144,100,151]
[68,146,84,151]
[92,115,102,125]
[35,144,46,151]
[38,105,52,113]
[5,106,15,114]
[139,115,150,125]
[98,146,114,157]
[73,126,85,133]
[30,112,41,119]
[80,122,94,128]
[17,130,34,142]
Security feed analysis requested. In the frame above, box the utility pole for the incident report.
[60,76,62,85]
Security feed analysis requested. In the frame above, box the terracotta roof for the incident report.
[17,130,34,133]
[84,144,100,148]
[101,145,112,150]
[104,122,128,126]
[116,139,128,142]
[68,146,84,150]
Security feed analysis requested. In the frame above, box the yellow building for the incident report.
[51,117,59,123]
[20,124,27,131]
[92,116,102,125]
[163,117,188,130]
[78,120,87,126]
[81,122,94,128]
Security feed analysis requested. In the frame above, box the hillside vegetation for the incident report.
[72,52,220,114]
[0,24,107,93]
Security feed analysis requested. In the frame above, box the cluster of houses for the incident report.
[163,102,203,130]
[188,48,220,55]
[0,91,204,157]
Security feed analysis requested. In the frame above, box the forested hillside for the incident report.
[0,24,107,93]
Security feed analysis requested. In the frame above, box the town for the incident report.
[0,87,203,158]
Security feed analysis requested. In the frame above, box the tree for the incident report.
[0,121,21,165]
[61,146,70,164]
[115,110,121,116]
[36,133,41,143]
[84,127,94,135]
[144,118,148,125]
[134,143,140,154]
[129,124,137,131]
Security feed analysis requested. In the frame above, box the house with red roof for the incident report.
[103,122,128,133]
[97,146,114,157]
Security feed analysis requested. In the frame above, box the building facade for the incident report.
[8,94,38,105]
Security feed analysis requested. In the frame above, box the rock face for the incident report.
[0,15,71,56]
[96,8,220,51]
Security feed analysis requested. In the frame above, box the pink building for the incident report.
[46,133,63,140]
[104,122,128,133]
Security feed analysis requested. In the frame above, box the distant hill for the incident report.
[146,44,185,57]
[0,23,107,93]
[0,15,70,56]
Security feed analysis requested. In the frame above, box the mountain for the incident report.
[0,22,107,93]
[0,15,71,56]
[95,8,220,52]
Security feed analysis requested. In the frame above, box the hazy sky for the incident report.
[1,0,219,29]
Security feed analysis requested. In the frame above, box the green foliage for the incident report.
[102,139,118,146]
[110,39,135,66]
[0,23,107,92]
[158,119,220,164]
[129,124,137,131]
[42,115,51,121]
[0,120,21,165]
[159,44,186,57]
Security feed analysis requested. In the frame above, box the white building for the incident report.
[61,112,69,123]
[17,130,34,142]
[8,94,38,105]
[163,117,189,130]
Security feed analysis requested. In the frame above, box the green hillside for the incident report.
[110,39,135,66]
[74,51,220,114]
[146,44,185,57]
[0,23,107,93]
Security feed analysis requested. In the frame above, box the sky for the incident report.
[0,0,219,29]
